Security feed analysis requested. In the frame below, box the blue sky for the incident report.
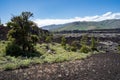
[0,0,120,26]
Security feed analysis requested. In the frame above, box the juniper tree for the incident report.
[70,40,80,51]
[80,34,91,53]
[61,36,66,46]
[80,34,88,45]
[6,12,39,56]
[91,36,98,51]
[61,36,66,49]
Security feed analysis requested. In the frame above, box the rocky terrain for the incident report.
[1,26,120,80]
[0,53,120,80]
[53,31,120,53]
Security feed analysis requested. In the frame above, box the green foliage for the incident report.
[70,46,77,52]
[6,12,39,57]
[45,35,52,43]
[80,35,91,53]
[61,36,66,48]
[6,43,22,57]
[91,36,98,51]
[80,45,91,53]
[70,40,80,51]
[31,35,39,44]
[3,63,18,70]
[19,59,31,68]
[0,41,7,56]
[0,41,100,70]
[80,34,88,45]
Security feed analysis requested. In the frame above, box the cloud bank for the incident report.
[34,12,120,27]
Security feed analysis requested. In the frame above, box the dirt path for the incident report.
[0,53,120,80]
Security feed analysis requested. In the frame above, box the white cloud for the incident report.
[34,12,120,27]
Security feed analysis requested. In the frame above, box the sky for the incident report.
[0,0,120,27]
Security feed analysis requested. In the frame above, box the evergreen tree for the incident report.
[61,36,66,48]
[91,36,98,51]
[80,34,91,53]
[70,40,80,51]
[80,34,88,45]
[6,12,39,56]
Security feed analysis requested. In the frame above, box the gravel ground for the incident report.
[0,53,120,80]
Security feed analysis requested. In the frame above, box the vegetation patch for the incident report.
[0,41,99,71]
[0,12,101,71]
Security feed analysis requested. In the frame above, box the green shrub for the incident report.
[61,36,66,47]
[91,36,98,51]
[70,46,77,52]
[70,40,80,51]
[80,45,91,53]
[4,63,18,70]
[65,45,71,52]
[5,42,41,57]
[6,43,22,57]
[45,36,52,43]
[80,34,88,45]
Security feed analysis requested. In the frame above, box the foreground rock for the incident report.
[0,53,120,80]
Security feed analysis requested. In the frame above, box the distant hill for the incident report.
[42,19,120,31]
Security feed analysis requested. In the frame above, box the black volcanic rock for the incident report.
[0,53,120,80]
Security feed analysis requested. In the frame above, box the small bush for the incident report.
[61,36,66,47]
[5,42,41,57]
[70,40,80,51]
[45,36,52,43]
[65,45,71,52]
[6,43,22,57]
[80,45,91,53]
[91,36,98,51]
[70,46,77,52]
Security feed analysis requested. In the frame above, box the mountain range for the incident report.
[42,19,120,31]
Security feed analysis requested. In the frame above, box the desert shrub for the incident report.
[70,40,80,51]
[91,36,98,51]
[6,42,40,57]
[45,35,52,43]
[20,51,41,58]
[70,46,77,51]
[6,43,22,57]
[80,34,88,45]
[80,35,91,53]
[61,36,66,47]
[80,45,91,53]
[65,45,71,52]
[6,12,39,57]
